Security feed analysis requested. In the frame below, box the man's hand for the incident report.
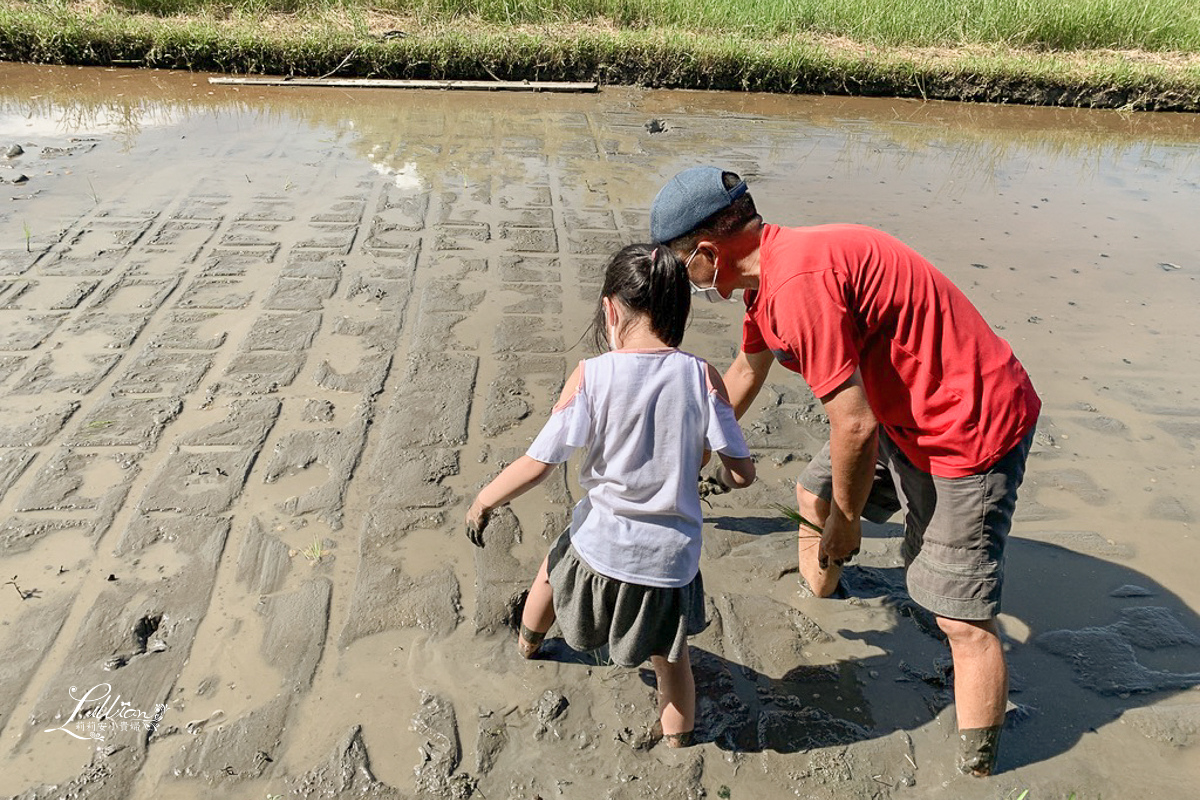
[818,514,861,569]
[465,500,491,548]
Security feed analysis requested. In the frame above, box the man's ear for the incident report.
[695,240,720,266]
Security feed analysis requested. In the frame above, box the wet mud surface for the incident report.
[1,63,1199,799]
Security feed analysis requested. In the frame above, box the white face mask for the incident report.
[603,298,621,350]
[685,246,728,304]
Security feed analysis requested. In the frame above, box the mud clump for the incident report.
[1036,606,1200,695]
[131,612,162,654]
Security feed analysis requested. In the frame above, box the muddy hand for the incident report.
[818,546,860,570]
[466,504,491,548]
[817,515,862,569]
[698,474,732,499]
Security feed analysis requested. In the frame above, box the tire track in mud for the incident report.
[0,124,395,795]
[0,174,224,786]
[0,106,859,800]
[11,94,1183,800]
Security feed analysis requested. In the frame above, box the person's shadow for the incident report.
[586,515,1200,773]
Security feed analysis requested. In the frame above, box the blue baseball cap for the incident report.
[650,166,748,244]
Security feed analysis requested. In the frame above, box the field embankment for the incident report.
[2,0,1199,110]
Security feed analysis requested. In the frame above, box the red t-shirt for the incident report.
[743,223,1040,478]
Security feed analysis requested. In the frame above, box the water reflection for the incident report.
[1,60,1199,796]
[3,63,1198,187]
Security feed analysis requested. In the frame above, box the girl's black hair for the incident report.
[590,243,691,352]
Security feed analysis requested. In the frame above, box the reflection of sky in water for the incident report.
[0,107,182,138]
[370,159,426,191]
[1,64,1197,222]
[368,140,426,191]
[2,65,1198,183]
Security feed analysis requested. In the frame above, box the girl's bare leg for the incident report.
[518,555,555,658]
[650,647,695,747]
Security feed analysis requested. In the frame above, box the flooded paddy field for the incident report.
[1,62,1199,800]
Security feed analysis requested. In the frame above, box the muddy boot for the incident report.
[957,724,1002,776]
[517,624,546,659]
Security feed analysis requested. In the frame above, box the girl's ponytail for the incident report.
[590,243,692,352]
[645,246,690,347]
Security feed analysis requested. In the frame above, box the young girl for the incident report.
[465,243,755,748]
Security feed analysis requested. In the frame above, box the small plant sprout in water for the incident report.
[300,535,329,563]
[6,575,30,600]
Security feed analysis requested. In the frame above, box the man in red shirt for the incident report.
[651,166,1040,775]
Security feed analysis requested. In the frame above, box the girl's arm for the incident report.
[717,451,755,489]
[470,456,555,522]
[466,456,555,546]
[467,363,584,546]
[707,363,756,490]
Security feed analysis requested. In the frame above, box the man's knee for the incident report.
[796,486,829,528]
[937,616,1000,648]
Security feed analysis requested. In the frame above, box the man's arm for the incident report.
[818,369,878,566]
[723,348,774,420]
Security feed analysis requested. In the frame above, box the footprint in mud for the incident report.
[183,457,229,491]
[1035,468,1107,505]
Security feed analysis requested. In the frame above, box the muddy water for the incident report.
[1,62,1199,800]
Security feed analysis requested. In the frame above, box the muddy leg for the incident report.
[518,554,555,658]
[650,648,695,747]
[797,485,842,596]
[938,616,1008,776]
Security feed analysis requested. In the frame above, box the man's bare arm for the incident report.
[723,349,774,420]
[818,369,878,566]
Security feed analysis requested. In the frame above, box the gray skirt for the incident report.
[546,529,708,667]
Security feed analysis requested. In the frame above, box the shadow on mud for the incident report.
[538,525,1200,772]
[992,535,1200,770]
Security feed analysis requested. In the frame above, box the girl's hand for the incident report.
[466,500,491,547]
[696,474,729,506]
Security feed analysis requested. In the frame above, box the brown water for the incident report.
[1,63,1199,800]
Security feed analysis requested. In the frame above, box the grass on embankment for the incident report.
[2,0,1199,110]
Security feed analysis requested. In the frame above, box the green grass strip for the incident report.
[1,1,1198,110]
[104,0,1200,53]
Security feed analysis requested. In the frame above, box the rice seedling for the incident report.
[299,535,329,563]
[771,502,820,531]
